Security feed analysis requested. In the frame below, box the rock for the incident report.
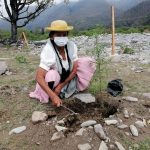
[125,132,130,136]
[9,126,26,135]
[94,124,107,140]
[109,144,115,149]
[131,67,143,73]
[55,125,67,132]
[81,120,97,127]
[75,128,86,136]
[117,124,128,129]
[88,126,93,129]
[0,61,7,75]
[57,118,65,125]
[129,125,138,137]
[78,143,92,150]
[122,96,138,102]
[115,141,126,150]
[73,93,95,103]
[50,131,64,141]
[6,121,10,124]
[32,111,48,124]
[105,120,118,125]
[5,71,12,75]
[135,120,145,128]
[142,93,150,99]
[99,141,108,150]
[123,108,129,118]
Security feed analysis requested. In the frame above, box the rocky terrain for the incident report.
[0,33,150,150]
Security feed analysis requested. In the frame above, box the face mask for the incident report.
[54,37,68,47]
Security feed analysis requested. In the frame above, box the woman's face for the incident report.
[52,31,68,39]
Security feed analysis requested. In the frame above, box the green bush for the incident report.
[123,47,134,54]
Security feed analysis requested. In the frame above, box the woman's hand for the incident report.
[54,83,64,95]
[51,95,62,107]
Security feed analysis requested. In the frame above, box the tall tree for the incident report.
[0,0,54,42]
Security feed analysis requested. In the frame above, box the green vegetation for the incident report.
[127,138,150,150]
[123,47,134,54]
[15,55,27,64]
[0,25,150,41]
[88,38,108,95]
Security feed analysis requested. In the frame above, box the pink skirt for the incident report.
[29,57,96,103]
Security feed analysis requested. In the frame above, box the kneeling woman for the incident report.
[29,20,96,107]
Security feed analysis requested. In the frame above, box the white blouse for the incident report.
[39,39,78,71]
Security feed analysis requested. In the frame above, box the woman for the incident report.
[29,20,96,107]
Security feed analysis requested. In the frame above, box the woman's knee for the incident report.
[45,70,60,83]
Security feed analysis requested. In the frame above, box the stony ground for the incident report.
[0,33,150,150]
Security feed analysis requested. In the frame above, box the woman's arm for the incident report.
[54,61,78,95]
[36,67,62,107]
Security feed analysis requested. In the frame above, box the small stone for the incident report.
[142,93,150,99]
[0,61,7,75]
[51,131,64,141]
[55,125,67,132]
[81,120,97,127]
[135,121,145,128]
[32,111,48,124]
[143,118,147,126]
[5,71,12,75]
[57,119,65,125]
[115,141,125,150]
[6,121,10,124]
[88,126,93,129]
[9,126,26,135]
[75,128,86,136]
[35,142,40,145]
[94,124,107,140]
[130,113,134,116]
[125,132,130,136]
[78,143,92,150]
[130,125,138,137]
[99,141,108,150]
[117,124,128,129]
[122,96,138,102]
[73,93,95,103]
[109,144,115,149]
[105,120,118,125]
[123,108,129,118]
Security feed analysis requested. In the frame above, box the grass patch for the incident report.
[123,47,134,54]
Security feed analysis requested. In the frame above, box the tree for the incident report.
[0,0,54,42]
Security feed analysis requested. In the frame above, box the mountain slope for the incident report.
[117,0,150,26]
[106,0,146,11]
[27,0,114,30]
[0,0,149,31]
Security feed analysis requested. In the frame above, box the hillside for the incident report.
[27,0,114,30]
[0,0,149,31]
[117,0,150,27]
[106,0,146,11]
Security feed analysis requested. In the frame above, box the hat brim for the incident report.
[45,26,73,31]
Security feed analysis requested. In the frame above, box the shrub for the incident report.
[123,47,134,54]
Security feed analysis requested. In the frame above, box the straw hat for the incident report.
[45,20,73,31]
